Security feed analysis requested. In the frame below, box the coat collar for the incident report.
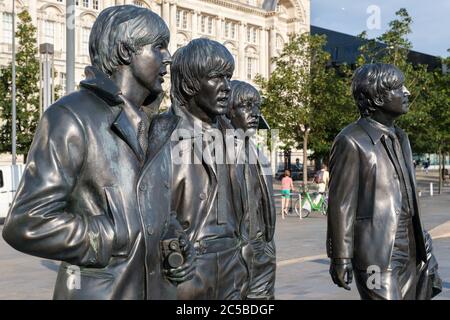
[79,66,124,106]
[80,66,147,161]
[358,117,407,145]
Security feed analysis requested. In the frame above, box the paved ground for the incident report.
[0,171,449,299]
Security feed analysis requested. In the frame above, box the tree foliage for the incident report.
[0,10,40,156]
[255,33,357,165]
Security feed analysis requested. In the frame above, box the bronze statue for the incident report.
[150,38,248,299]
[225,80,276,299]
[2,5,194,300]
[327,63,441,300]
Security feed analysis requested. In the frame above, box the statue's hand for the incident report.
[164,235,196,284]
[329,258,353,290]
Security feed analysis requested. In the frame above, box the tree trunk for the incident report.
[438,150,442,195]
[303,130,309,190]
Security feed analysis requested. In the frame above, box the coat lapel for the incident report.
[112,109,144,162]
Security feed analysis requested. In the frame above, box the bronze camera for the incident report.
[161,237,184,269]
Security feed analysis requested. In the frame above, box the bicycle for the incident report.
[294,191,328,218]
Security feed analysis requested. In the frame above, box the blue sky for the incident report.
[311,0,450,57]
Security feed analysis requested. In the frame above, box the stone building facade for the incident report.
[0,0,309,94]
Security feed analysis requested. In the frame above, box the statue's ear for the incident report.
[373,95,384,107]
[118,42,132,65]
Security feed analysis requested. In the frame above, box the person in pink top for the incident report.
[281,170,295,219]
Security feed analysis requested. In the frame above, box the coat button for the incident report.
[149,270,155,276]
[140,184,147,191]
[165,182,170,189]
[182,221,190,230]
[393,174,398,179]
[199,193,206,200]
[395,209,400,215]
[147,225,154,235]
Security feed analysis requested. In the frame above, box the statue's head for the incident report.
[171,38,234,119]
[351,63,410,118]
[89,5,171,95]
[226,80,261,135]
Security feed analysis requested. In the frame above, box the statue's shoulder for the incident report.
[335,121,363,141]
[149,109,180,137]
[47,88,107,118]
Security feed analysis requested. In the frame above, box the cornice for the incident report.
[199,0,267,17]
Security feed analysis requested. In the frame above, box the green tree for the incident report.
[256,33,357,186]
[0,10,40,158]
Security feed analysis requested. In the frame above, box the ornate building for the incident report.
[0,0,309,94]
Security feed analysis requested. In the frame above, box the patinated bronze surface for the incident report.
[226,80,276,299]
[149,38,250,299]
[327,63,441,300]
[2,5,194,300]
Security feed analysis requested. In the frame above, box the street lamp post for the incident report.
[11,0,16,166]
[66,0,75,93]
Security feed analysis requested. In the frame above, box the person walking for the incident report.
[281,170,295,219]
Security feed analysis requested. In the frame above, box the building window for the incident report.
[0,170,4,188]
[224,21,229,38]
[247,26,258,43]
[81,27,90,56]
[225,21,236,39]
[176,9,188,30]
[2,13,13,44]
[82,0,89,8]
[207,16,213,35]
[93,0,99,9]
[60,72,66,94]
[201,16,206,33]
[200,15,213,35]
[44,20,55,44]
[57,0,63,2]
[247,57,257,80]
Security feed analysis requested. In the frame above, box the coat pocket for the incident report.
[104,186,130,257]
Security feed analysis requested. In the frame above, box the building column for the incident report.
[260,27,268,78]
[238,22,246,80]
[161,0,170,25]
[28,0,38,25]
[192,10,199,38]
[217,17,224,41]
[169,2,177,54]
[269,26,276,74]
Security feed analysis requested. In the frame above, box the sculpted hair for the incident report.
[89,5,170,76]
[171,38,235,106]
[351,63,405,117]
[226,80,261,119]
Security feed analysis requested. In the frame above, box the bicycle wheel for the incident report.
[300,200,311,218]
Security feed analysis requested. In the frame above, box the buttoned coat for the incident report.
[2,67,180,299]
[326,117,427,271]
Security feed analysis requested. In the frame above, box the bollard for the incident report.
[430,182,433,197]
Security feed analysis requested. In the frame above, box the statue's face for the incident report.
[192,71,232,119]
[229,96,261,135]
[130,39,171,95]
[379,85,411,115]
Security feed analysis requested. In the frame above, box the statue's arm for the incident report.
[2,105,116,267]
[326,134,360,261]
